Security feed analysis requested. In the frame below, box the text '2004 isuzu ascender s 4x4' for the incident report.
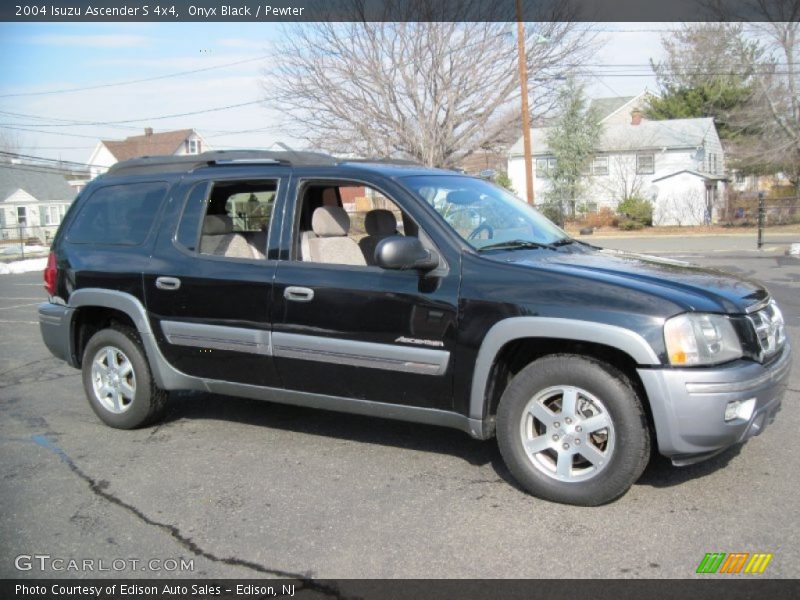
[39,151,791,505]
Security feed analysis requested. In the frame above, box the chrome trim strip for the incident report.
[272,332,449,376]
[745,296,771,314]
[161,321,272,356]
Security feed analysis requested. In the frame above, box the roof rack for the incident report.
[105,149,338,176]
[342,157,423,166]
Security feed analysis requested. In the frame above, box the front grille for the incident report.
[747,300,786,361]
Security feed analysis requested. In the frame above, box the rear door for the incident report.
[144,168,288,387]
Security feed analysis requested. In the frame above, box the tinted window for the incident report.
[67,182,167,245]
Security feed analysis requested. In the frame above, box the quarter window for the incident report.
[67,182,167,245]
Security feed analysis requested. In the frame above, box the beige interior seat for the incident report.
[359,209,398,265]
[200,215,254,259]
[305,206,366,266]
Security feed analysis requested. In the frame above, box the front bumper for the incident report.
[638,343,791,464]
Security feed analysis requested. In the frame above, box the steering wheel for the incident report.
[468,221,494,240]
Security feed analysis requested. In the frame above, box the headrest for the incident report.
[202,215,233,235]
[365,209,397,236]
[312,206,350,237]
[446,190,481,206]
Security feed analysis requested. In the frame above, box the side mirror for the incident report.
[375,236,440,272]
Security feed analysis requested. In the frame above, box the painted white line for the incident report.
[0,319,38,325]
[0,297,45,301]
[0,302,40,311]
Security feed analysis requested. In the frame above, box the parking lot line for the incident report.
[0,302,41,311]
[0,319,38,325]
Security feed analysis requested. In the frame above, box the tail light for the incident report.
[44,252,57,297]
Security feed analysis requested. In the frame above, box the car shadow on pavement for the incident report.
[636,444,743,488]
[161,390,501,468]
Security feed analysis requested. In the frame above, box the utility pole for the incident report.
[516,0,534,205]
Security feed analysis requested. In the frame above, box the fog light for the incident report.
[724,398,756,422]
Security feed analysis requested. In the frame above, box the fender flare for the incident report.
[468,317,661,420]
[68,288,200,391]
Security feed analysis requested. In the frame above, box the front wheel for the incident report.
[496,354,650,506]
[81,326,168,429]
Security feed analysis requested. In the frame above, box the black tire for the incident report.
[81,326,168,429]
[496,354,650,506]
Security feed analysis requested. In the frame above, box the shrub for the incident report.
[585,207,619,228]
[539,201,565,226]
[617,196,653,226]
[618,219,644,231]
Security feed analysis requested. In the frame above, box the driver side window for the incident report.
[294,182,416,266]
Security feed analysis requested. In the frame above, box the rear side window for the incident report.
[67,182,168,245]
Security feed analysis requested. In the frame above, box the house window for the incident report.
[41,204,69,226]
[16,206,27,225]
[636,154,655,174]
[591,156,609,176]
[535,157,556,178]
[735,171,745,183]
[185,139,201,154]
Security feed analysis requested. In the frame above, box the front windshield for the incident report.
[402,175,569,250]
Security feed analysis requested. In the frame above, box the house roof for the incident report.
[101,129,195,161]
[0,164,75,202]
[509,117,718,157]
[589,96,635,120]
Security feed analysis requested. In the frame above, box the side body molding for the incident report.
[468,317,661,421]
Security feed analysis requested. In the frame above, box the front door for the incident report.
[271,177,459,410]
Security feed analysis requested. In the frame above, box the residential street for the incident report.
[1,247,798,580]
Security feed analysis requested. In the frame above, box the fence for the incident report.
[718,194,800,249]
[0,225,53,260]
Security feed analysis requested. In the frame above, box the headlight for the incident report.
[664,313,743,365]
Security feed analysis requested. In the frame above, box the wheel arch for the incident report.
[68,288,198,391]
[470,317,661,426]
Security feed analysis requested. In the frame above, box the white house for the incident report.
[0,164,76,243]
[87,128,210,179]
[508,94,727,226]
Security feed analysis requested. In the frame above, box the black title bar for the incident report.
[2,0,791,22]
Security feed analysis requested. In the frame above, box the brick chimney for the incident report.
[631,108,643,126]
[144,127,153,136]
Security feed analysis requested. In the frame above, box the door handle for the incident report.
[284,286,314,302]
[155,276,181,291]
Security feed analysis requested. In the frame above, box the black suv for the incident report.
[39,150,791,505]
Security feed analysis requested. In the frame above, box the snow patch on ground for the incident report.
[0,257,48,275]
[0,244,49,256]
[789,243,800,256]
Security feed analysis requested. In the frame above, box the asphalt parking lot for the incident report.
[1,249,798,580]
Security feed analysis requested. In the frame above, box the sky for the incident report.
[0,21,670,166]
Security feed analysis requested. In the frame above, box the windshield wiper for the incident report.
[477,240,556,252]
[550,237,576,247]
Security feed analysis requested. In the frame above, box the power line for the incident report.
[0,99,263,128]
[0,54,270,99]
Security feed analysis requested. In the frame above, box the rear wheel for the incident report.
[496,354,650,505]
[81,326,167,429]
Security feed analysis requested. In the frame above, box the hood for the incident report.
[498,245,767,314]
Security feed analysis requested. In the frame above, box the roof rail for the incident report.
[105,149,338,176]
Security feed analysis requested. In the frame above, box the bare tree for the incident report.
[699,1,800,189]
[262,1,596,167]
